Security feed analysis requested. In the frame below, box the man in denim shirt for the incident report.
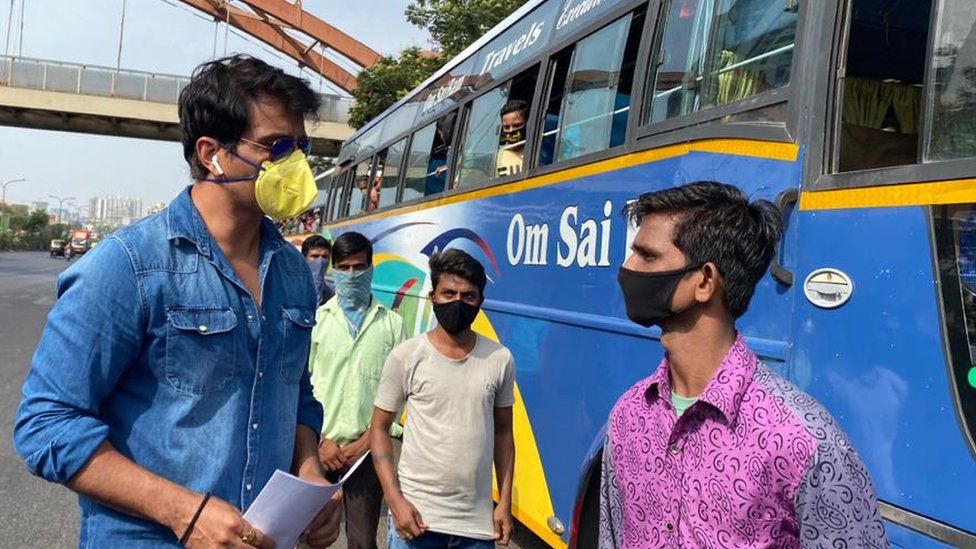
[13,55,341,548]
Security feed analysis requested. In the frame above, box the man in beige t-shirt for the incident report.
[371,249,516,548]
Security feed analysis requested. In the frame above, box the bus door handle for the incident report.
[770,187,798,287]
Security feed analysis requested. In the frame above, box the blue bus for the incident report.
[318,0,976,546]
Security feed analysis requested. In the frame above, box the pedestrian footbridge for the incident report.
[0,55,354,156]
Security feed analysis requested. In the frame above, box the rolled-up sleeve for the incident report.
[13,237,145,483]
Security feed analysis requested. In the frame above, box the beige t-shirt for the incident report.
[374,333,515,540]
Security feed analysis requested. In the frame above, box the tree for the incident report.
[348,0,529,129]
[349,47,444,129]
[406,0,529,58]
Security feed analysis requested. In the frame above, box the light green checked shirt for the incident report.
[309,298,404,445]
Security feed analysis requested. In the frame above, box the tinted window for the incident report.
[834,0,929,172]
[541,10,643,165]
[933,204,976,457]
[646,0,797,124]
[455,68,538,188]
[402,112,457,201]
[329,170,349,221]
[379,138,407,209]
[927,0,976,160]
[348,161,370,216]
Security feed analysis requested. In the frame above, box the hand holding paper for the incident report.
[243,451,370,549]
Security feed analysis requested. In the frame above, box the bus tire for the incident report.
[572,458,602,549]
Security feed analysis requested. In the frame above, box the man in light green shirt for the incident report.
[309,232,404,549]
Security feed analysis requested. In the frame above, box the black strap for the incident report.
[178,492,211,545]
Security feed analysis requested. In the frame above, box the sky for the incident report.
[0,0,430,214]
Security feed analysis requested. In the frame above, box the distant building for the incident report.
[30,201,48,213]
[90,195,143,227]
[146,202,166,216]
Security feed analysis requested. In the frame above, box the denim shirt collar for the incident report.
[646,334,756,426]
[166,186,286,259]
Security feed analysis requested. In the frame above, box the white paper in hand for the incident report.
[243,451,371,549]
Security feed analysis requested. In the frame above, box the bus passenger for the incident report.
[601,181,888,548]
[497,99,528,178]
[371,249,516,548]
[309,232,404,549]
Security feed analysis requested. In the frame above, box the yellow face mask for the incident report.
[252,149,317,221]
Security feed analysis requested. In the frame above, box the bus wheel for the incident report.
[573,460,602,549]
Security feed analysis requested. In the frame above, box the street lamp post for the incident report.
[48,195,76,225]
[1,178,25,211]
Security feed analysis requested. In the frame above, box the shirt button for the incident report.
[252,423,258,430]
[667,443,680,455]
[258,371,264,378]
[247,315,254,322]
[261,315,266,321]
[198,325,208,333]
[666,522,675,532]
[246,484,253,491]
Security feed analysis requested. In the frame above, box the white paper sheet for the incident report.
[243,451,370,549]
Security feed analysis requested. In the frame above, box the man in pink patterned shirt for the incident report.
[601,182,887,548]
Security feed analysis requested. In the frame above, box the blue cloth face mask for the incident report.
[307,257,329,304]
[332,266,373,337]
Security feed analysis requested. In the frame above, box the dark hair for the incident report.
[332,232,372,264]
[500,99,529,117]
[429,249,488,298]
[624,181,781,318]
[179,54,320,179]
[301,234,331,257]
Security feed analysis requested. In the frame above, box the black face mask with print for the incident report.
[433,299,481,335]
[499,128,525,145]
[616,264,703,327]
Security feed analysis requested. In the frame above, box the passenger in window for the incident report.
[355,174,373,212]
[367,176,381,211]
[497,99,529,178]
[427,122,453,194]
[601,182,887,548]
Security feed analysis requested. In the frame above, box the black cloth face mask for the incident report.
[617,264,703,327]
[499,128,525,145]
[433,299,481,335]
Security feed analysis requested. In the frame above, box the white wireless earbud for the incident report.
[211,155,225,176]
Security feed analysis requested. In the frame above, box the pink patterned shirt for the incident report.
[599,336,887,548]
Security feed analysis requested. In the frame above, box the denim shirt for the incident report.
[13,187,324,547]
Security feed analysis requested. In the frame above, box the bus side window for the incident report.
[540,9,645,166]
[455,67,538,189]
[348,160,370,216]
[380,137,407,208]
[834,0,931,172]
[645,0,797,125]
[370,151,386,212]
[402,112,457,201]
[329,170,348,221]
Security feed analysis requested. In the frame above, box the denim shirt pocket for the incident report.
[280,306,315,384]
[165,307,239,395]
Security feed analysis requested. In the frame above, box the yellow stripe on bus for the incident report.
[327,138,799,229]
[800,178,976,210]
[472,311,568,549]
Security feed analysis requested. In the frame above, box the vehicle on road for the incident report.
[68,228,92,256]
[319,1,976,547]
[48,239,67,258]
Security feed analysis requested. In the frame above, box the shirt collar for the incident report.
[646,334,757,426]
[166,186,286,258]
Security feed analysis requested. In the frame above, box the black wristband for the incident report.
[178,492,211,545]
